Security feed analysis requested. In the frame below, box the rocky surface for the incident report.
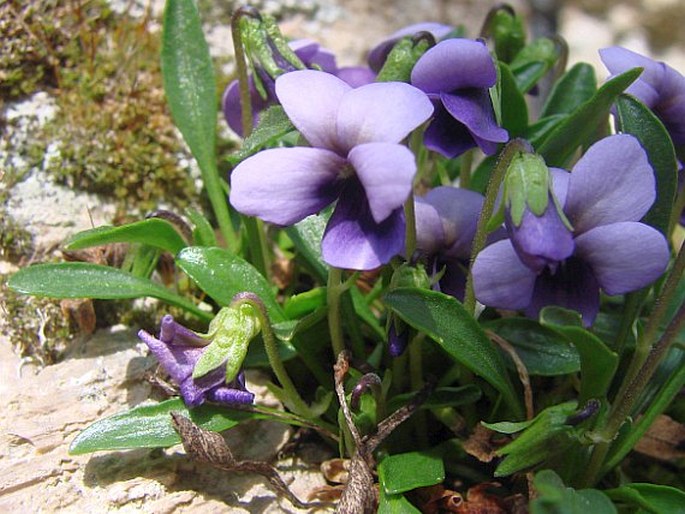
[1,0,684,512]
[0,329,331,513]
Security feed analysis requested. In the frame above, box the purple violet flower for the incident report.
[410,38,509,158]
[230,69,434,270]
[600,46,685,146]
[222,39,375,137]
[472,134,670,325]
[415,186,493,300]
[138,315,255,408]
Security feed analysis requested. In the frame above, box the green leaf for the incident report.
[543,322,618,403]
[485,318,580,376]
[377,488,421,514]
[538,68,641,168]
[176,246,285,322]
[69,399,257,454]
[285,213,329,282]
[606,483,685,514]
[186,209,218,247]
[350,285,385,340]
[498,61,528,137]
[65,219,187,255]
[531,470,617,514]
[384,287,523,418]
[541,63,597,117]
[492,402,578,476]
[509,37,558,93]
[616,94,678,235]
[525,114,567,148]
[387,385,482,412]
[227,105,296,165]
[161,0,217,177]
[8,262,211,321]
[378,452,445,494]
[283,287,327,319]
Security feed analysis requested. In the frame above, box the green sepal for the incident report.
[192,304,260,382]
[376,36,431,83]
[389,262,431,290]
[506,151,551,224]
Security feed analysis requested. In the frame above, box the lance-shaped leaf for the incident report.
[384,287,523,418]
[8,262,211,321]
[227,105,296,166]
[531,470,617,514]
[616,94,678,235]
[65,218,187,255]
[538,68,641,167]
[162,0,235,249]
[541,62,597,117]
[69,398,258,454]
[498,61,528,137]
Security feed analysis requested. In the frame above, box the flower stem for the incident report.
[459,149,474,189]
[582,246,685,486]
[231,7,257,138]
[327,267,346,358]
[404,194,417,260]
[463,140,526,315]
[231,292,313,419]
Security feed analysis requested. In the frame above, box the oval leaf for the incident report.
[498,61,528,137]
[378,451,445,495]
[65,218,187,255]
[384,287,523,418]
[69,398,255,454]
[8,262,211,320]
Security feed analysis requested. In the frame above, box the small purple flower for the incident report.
[222,39,375,136]
[472,134,670,325]
[414,186,488,300]
[600,46,685,146]
[367,22,454,72]
[230,70,433,270]
[138,315,254,408]
[411,39,509,158]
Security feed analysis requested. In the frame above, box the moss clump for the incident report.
[0,275,73,365]
[39,3,199,214]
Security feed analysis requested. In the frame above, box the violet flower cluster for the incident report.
[139,315,254,407]
[472,135,670,325]
[230,69,433,270]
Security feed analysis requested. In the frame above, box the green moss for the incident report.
[0,274,73,365]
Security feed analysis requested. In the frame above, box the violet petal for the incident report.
[411,39,497,94]
[574,222,669,295]
[336,82,433,150]
[206,387,255,405]
[139,329,203,385]
[230,147,345,225]
[349,142,416,224]
[335,66,376,88]
[600,47,662,108]
[414,199,446,257]
[423,186,483,259]
[472,240,537,310]
[221,77,271,137]
[506,196,575,273]
[423,103,479,158]
[440,90,508,154]
[565,134,656,234]
[525,257,600,326]
[322,182,405,270]
[159,314,207,346]
[275,70,351,150]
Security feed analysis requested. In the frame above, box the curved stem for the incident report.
[231,7,257,138]
[231,292,313,418]
[327,267,346,358]
[463,139,527,314]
